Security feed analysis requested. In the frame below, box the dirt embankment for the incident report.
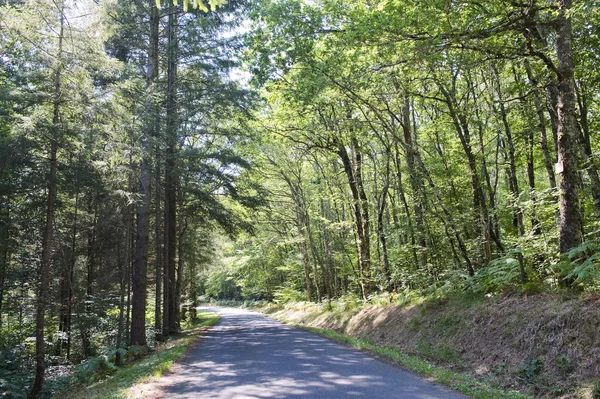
[267,294,600,397]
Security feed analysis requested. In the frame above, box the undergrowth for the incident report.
[55,311,219,399]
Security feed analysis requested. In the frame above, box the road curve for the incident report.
[163,307,468,399]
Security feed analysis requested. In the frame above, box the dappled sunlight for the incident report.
[163,308,466,398]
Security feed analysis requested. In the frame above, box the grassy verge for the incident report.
[279,320,531,399]
[59,311,219,399]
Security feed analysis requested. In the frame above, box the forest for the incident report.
[0,0,599,397]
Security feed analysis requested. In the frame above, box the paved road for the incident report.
[164,307,468,399]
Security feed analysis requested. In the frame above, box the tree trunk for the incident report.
[154,146,162,342]
[0,198,10,330]
[337,140,371,299]
[400,95,427,268]
[574,87,600,222]
[175,218,187,329]
[82,203,96,357]
[393,141,419,266]
[130,0,159,346]
[164,1,179,336]
[29,4,63,396]
[555,0,584,253]
[524,61,557,189]
[66,190,78,359]
[116,203,131,366]
[0,232,6,331]
[376,152,391,289]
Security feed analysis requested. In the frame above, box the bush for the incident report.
[273,284,306,304]
[74,356,117,384]
[564,241,600,290]
[125,345,151,362]
[468,251,524,294]
[518,358,543,383]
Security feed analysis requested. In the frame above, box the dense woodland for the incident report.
[1,0,600,397]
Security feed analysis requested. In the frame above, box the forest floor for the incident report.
[259,292,600,399]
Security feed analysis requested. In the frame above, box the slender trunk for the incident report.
[492,64,525,239]
[66,190,78,359]
[130,0,159,346]
[154,147,162,342]
[574,86,600,222]
[438,81,503,264]
[393,141,418,266]
[514,64,542,234]
[115,204,130,366]
[416,155,474,273]
[555,0,584,253]
[321,199,334,297]
[0,199,10,330]
[525,61,557,189]
[282,171,313,301]
[29,5,63,396]
[337,140,371,299]
[174,218,186,329]
[83,203,96,356]
[304,208,321,301]
[125,205,133,343]
[164,1,178,335]
[377,152,391,288]
[400,96,427,268]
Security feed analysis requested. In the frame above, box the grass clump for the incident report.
[58,311,219,399]
[293,325,531,399]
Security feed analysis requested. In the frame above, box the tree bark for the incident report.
[29,4,63,396]
[0,203,8,330]
[116,202,131,366]
[130,0,159,346]
[337,140,371,299]
[524,61,556,189]
[376,152,391,289]
[164,1,179,335]
[555,0,584,253]
[154,146,162,342]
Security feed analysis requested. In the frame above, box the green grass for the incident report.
[287,323,532,399]
[59,312,219,399]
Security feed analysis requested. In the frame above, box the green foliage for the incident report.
[564,241,600,289]
[73,356,117,384]
[273,284,306,304]
[554,355,574,376]
[59,312,220,399]
[416,340,462,365]
[518,358,544,384]
[468,251,525,294]
[124,346,151,362]
[593,380,600,399]
[201,266,242,300]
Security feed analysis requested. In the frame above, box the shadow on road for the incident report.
[164,307,466,399]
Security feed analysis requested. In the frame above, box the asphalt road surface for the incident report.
[164,307,468,399]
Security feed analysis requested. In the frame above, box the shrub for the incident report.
[74,356,117,384]
[468,250,524,294]
[125,345,151,362]
[518,358,543,383]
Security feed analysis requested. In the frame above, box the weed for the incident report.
[518,358,543,384]
[416,340,462,364]
[593,380,600,399]
[554,355,574,375]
